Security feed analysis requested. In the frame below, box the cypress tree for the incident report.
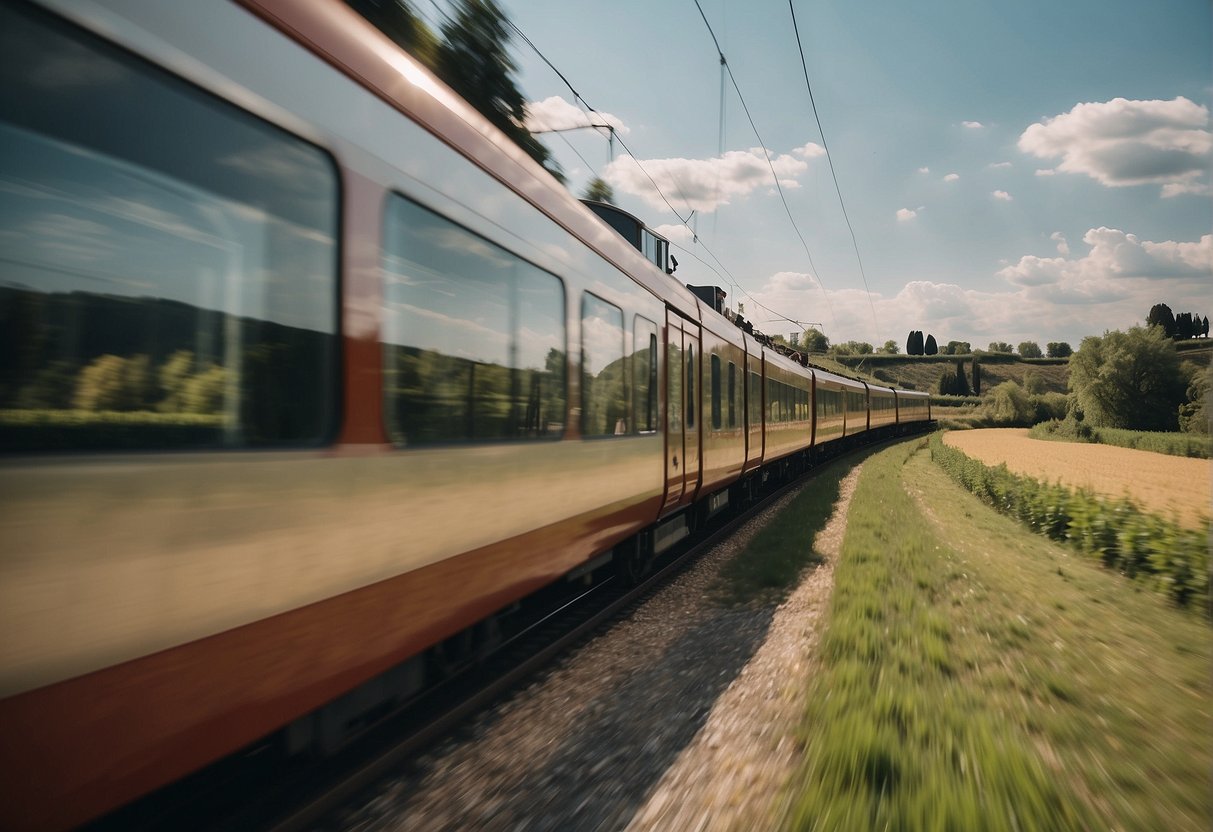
[924,333,938,355]
[954,358,970,396]
[972,357,981,394]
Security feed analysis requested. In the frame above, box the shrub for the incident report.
[930,433,1208,611]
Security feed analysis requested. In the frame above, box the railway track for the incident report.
[88,437,919,832]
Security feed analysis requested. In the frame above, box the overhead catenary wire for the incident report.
[691,0,836,330]
[788,0,879,342]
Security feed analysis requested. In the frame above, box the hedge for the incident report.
[930,433,1208,614]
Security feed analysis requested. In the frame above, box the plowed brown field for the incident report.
[943,428,1211,530]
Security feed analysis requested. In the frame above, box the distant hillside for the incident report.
[825,353,1071,395]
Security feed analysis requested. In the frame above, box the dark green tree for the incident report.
[1017,341,1043,358]
[1146,302,1176,337]
[971,357,981,395]
[924,333,938,355]
[436,0,563,181]
[1046,342,1072,358]
[582,176,615,204]
[988,341,1013,353]
[880,339,899,354]
[802,327,829,353]
[1069,326,1186,430]
[346,0,439,67]
[954,358,970,396]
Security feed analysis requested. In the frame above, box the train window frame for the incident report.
[381,193,569,448]
[685,343,696,429]
[0,3,342,454]
[727,361,737,429]
[710,354,722,430]
[580,292,626,438]
[633,315,658,434]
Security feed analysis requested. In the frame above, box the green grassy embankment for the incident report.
[783,437,1212,831]
[712,452,867,606]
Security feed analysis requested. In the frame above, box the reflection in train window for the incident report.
[727,361,737,429]
[0,4,338,451]
[710,354,722,430]
[686,344,696,429]
[383,197,566,445]
[581,294,626,436]
[748,370,762,428]
[634,316,658,433]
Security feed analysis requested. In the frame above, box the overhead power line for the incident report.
[690,0,836,330]
[787,0,879,340]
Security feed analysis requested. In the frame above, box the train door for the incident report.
[663,312,703,513]
[663,313,685,512]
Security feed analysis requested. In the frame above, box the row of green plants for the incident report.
[929,433,1208,612]
[1030,419,1211,458]
[0,408,226,451]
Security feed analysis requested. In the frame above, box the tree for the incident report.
[880,340,899,354]
[906,330,918,355]
[1017,341,1042,358]
[954,358,970,395]
[1046,342,1072,358]
[1023,369,1045,394]
[1203,316,1210,338]
[73,354,152,411]
[971,357,981,395]
[988,342,1013,353]
[1146,303,1176,337]
[582,176,615,204]
[801,328,829,353]
[1178,363,1210,434]
[435,0,563,181]
[924,334,938,355]
[831,341,874,356]
[347,0,440,68]
[943,340,971,356]
[989,380,1032,425]
[1068,326,1187,430]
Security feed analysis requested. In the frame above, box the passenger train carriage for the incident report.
[0,1,930,827]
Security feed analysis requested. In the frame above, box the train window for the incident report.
[633,316,658,433]
[685,344,695,429]
[727,362,737,428]
[710,354,722,430]
[581,294,626,436]
[667,339,682,434]
[749,371,762,427]
[383,197,566,445]
[0,4,338,452]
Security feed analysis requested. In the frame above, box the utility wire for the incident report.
[691,0,836,329]
[788,0,879,341]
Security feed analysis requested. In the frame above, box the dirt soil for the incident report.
[943,428,1211,529]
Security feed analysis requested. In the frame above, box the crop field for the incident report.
[943,428,1211,529]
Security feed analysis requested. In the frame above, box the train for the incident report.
[0,1,931,828]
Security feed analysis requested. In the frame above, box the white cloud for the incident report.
[523,96,630,136]
[963,121,984,129]
[989,161,1012,169]
[1034,168,1056,176]
[738,227,1210,351]
[1018,97,1212,196]
[896,208,918,221]
[602,143,822,213]
[1051,231,1070,256]
[917,166,930,174]
[943,173,960,182]
[992,190,1013,201]
[652,223,694,244]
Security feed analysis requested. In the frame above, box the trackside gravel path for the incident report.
[944,428,1210,529]
[320,470,862,831]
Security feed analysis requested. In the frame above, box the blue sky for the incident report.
[459,0,1211,351]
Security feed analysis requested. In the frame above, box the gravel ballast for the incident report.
[325,466,862,832]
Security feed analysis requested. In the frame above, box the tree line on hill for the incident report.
[1147,303,1209,340]
[904,332,1072,358]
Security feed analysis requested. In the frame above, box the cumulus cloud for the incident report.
[918,166,930,174]
[652,223,694,244]
[1035,168,1056,176]
[523,96,629,136]
[943,173,960,182]
[1051,232,1070,256]
[603,143,824,213]
[737,226,1209,350]
[989,161,1013,169]
[896,208,918,221]
[963,121,984,129]
[1018,97,1212,196]
[992,190,1013,201]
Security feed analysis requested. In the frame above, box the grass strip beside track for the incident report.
[784,438,1212,831]
[712,452,867,607]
